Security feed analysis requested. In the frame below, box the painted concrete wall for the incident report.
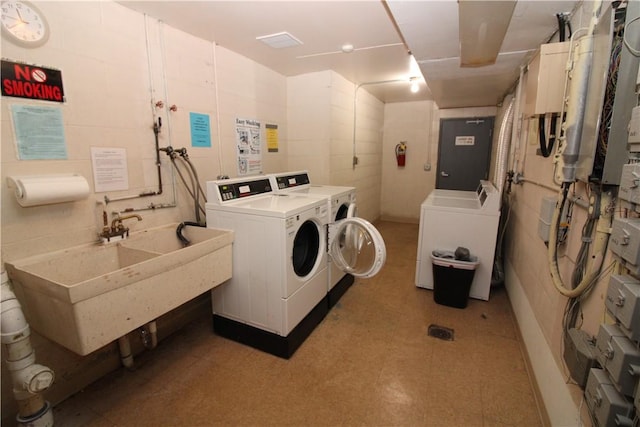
[380,102,497,223]
[0,1,289,421]
[0,2,385,421]
[288,70,384,222]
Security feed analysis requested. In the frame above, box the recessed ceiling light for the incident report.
[256,32,303,49]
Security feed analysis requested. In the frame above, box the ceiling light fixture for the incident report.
[458,0,516,67]
[341,43,354,53]
[410,77,420,93]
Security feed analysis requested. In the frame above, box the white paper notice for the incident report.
[91,147,129,192]
[455,136,475,146]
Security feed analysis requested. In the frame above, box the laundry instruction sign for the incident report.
[235,118,262,175]
[1,59,65,103]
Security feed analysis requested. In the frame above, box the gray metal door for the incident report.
[436,117,494,190]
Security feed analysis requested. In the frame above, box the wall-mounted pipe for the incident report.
[560,35,594,183]
[1,272,54,427]
[509,66,526,174]
[494,96,515,194]
[117,336,134,370]
[558,1,601,183]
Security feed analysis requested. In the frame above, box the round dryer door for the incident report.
[329,217,386,278]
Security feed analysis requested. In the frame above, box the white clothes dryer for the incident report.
[269,170,386,308]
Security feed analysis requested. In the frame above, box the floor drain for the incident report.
[427,324,454,341]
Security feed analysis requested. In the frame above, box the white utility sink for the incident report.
[5,223,233,355]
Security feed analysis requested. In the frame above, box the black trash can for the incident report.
[431,250,479,309]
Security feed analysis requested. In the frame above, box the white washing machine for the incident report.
[206,176,328,358]
[206,175,385,358]
[269,170,385,308]
[431,180,497,201]
[415,182,500,301]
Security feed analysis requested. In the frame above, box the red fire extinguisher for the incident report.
[395,141,407,167]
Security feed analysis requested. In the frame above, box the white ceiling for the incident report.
[119,0,578,108]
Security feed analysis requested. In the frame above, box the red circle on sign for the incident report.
[32,69,47,83]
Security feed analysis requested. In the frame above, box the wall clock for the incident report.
[1,1,49,48]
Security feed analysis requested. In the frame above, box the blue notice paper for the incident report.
[190,112,211,147]
[11,104,67,160]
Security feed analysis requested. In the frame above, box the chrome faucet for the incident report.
[100,214,143,242]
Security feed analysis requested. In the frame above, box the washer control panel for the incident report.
[207,178,272,204]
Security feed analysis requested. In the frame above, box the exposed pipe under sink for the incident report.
[1,272,55,426]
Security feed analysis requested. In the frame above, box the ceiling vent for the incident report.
[256,32,303,49]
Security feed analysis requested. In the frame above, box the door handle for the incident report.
[441,171,449,177]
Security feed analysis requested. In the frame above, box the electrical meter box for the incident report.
[595,323,625,368]
[585,368,634,427]
[524,42,570,116]
[628,106,640,152]
[606,275,640,341]
[619,163,640,204]
[609,218,640,272]
[603,334,640,396]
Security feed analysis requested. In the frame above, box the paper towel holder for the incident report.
[6,173,90,207]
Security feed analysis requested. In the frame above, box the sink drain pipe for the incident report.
[117,320,158,370]
[1,271,55,427]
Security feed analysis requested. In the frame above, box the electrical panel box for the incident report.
[563,328,598,387]
[524,42,570,116]
[629,106,640,152]
[618,163,640,204]
[595,323,626,368]
[576,1,640,184]
[585,368,634,427]
[606,275,640,341]
[619,164,640,204]
[609,218,640,272]
[538,196,555,242]
[602,334,640,396]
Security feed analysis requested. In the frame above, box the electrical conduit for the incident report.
[1,272,54,426]
[547,188,612,297]
[547,0,608,298]
[494,96,515,194]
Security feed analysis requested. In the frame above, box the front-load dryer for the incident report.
[269,170,385,307]
[206,176,330,358]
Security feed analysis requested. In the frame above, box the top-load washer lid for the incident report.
[207,192,328,219]
[269,171,355,197]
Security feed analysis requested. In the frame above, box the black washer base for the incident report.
[328,273,354,309]
[212,295,329,359]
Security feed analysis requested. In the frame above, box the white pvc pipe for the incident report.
[148,321,158,348]
[1,272,54,426]
[494,96,515,194]
[509,66,526,174]
[118,336,135,370]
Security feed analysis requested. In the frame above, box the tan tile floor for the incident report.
[52,221,543,426]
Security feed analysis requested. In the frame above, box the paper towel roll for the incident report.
[8,174,90,207]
